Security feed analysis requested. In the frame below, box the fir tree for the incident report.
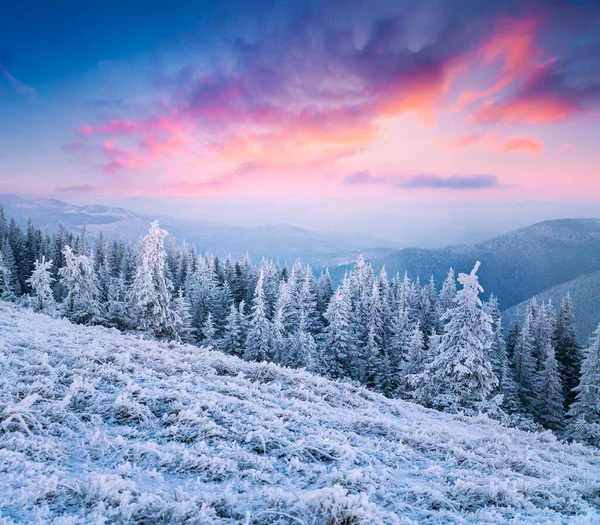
[107,274,128,329]
[402,322,426,394]
[59,245,100,324]
[438,268,457,313]
[174,289,195,343]
[554,294,581,409]
[513,304,538,411]
[423,262,498,413]
[222,303,245,357]
[201,312,218,349]
[534,340,565,430]
[244,270,272,362]
[129,221,178,339]
[27,256,56,313]
[566,323,600,446]
[322,286,354,379]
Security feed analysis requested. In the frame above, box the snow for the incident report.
[0,301,599,524]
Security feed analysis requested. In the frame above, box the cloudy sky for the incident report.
[0,0,599,243]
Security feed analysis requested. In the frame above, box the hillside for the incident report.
[503,270,600,343]
[1,302,599,524]
[0,195,394,268]
[332,219,600,311]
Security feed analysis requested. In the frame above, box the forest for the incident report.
[0,210,598,447]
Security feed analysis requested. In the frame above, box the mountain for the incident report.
[332,219,600,311]
[1,301,598,523]
[0,195,395,268]
[503,270,600,343]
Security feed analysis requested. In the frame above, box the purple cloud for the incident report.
[342,171,386,185]
[54,184,97,193]
[396,174,501,190]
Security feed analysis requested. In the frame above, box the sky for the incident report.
[0,0,599,244]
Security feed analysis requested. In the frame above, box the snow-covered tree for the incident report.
[129,221,178,339]
[566,323,600,446]
[174,289,195,343]
[322,286,354,379]
[554,294,581,408]
[59,245,99,324]
[106,274,128,329]
[221,302,245,357]
[423,262,498,413]
[402,322,426,389]
[27,256,56,313]
[513,304,538,411]
[438,268,456,313]
[0,250,14,299]
[244,270,272,362]
[201,312,218,349]
[534,339,565,430]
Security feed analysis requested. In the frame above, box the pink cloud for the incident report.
[435,133,545,156]
[559,143,574,151]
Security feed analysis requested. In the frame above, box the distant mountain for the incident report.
[331,219,600,312]
[503,270,600,343]
[0,194,395,268]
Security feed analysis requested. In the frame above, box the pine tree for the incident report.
[322,286,354,379]
[27,256,56,313]
[244,270,272,362]
[129,221,178,339]
[107,274,128,329]
[513,304,538,411]
[75,224,91,256]
[402,322,426,392]
[201,312,218,349]
[94,231,110,308]
[389,304,412,391]
[534,339,565,430]
[316,269,333,314]
[439,268,457,313]
[423,262,498,413]
[0,249,14,299]
[222,303,245,357]
[59,245,100,324]
[174,289,195,343]
[554,294,581,409]
[566,323,600,446]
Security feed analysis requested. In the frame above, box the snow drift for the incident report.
[0,301,598,524]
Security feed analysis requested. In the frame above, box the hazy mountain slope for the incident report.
[0,195,393,267]
[332,219,600,310]
[1,302,599,524]
[503,270,600,343]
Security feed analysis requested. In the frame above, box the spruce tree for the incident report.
[322,286,354,379]
[554,294,581,408]
[566,323,600,446]
[244,270,272,362]
[423,262,498,413]
[27,256,56,313]
[534,339,565,430]
[513,305,538,411]
[129,221,178,339]
[222,302,245,357]
[201,312,218,349]
[174,289,195,343]
[59,245,100,324]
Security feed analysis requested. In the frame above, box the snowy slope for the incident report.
[0,302,599,524]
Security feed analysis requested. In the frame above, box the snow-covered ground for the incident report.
[0,302,598,524]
